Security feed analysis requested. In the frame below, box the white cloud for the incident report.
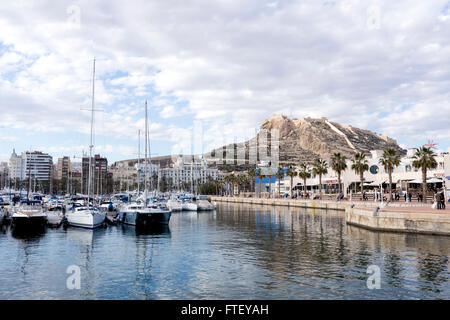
[0,0,449,160]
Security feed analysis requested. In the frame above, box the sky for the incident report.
[0,0,450,164]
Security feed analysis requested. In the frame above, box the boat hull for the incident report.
[12,215,47,228]
[182,203,198,211]
[167,201,183,212]
[117,210,172,226]
[66,212,106,229]
[46,212,64,226]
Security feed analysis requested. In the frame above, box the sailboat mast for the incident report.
[87,58,96,204]
[144,101,148,201]
[148,104,153,193]
[138,129,141,195]
[27,152,31,200]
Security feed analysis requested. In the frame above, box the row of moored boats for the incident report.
[0,193,216,230]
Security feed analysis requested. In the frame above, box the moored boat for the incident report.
[197,199,214,211]
[11,200,47,228]
[46,206,64,227]
[182,200,198,211]
[117,201,171,226]
[167,198,183,212]
[66,205,106,229]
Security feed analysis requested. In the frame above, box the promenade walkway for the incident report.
[210,196,450,235]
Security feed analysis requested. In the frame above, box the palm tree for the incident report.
[276,167,285,197]
[256,168,265,198]
[379,147,401,201]
[298,163,311,196]
[312,158,328,199]
[412,146,437,204]
[285,166,298,197]
[351,152,369,198]
[330,153,347,195]
[247,167,257,196]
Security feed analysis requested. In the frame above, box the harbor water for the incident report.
[0,203,449,299]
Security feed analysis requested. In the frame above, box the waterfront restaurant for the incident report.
[284,148,448,199]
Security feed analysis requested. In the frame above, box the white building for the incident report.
[8,150,53,182]
[9,149,23,180]
[278,148,447,196]
[160,156,220,189]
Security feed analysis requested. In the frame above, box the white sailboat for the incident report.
[66,58,106,229]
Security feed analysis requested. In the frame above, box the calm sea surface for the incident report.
[0,203,449,300]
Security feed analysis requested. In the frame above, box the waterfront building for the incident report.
[275,148,448,196]
[56,156,71,180]
[111,155,220,192]
[0,162,8,189]
[8,149,23,180]
[160,156,220,190]
[14,151,54,181]
[82,154,108,194]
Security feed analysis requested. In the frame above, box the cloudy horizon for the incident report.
[1,0,450,163]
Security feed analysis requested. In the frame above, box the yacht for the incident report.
[181,198,198,211]
[11,200,47,228]
[46,205,64,227]
[66,205,106,229]
[117,201,171,226]
[167,198,183,212]
[197,199,214,211]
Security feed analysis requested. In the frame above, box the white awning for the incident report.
[409,177,443,184]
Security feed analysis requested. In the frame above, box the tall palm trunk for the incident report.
[388,167,393,201]
[303,177,307,195]
[360,172,364,198]
[290,176,294,197]
[337,172,342,194]
[319,174,322,199]
[422,167,427,203]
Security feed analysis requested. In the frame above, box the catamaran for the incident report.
[66,59,106,229]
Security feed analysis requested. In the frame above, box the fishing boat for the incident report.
[66,58,105,229]
[11,200,47,228]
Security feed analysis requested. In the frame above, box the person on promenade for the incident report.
[440,189,446,210]
[408,192,412,202]
[434,191,441,210]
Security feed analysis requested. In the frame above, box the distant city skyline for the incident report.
[1,1,450,163]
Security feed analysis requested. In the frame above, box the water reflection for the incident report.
[0,203,448,299]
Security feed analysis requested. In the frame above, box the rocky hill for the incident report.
[204,114,404,169]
